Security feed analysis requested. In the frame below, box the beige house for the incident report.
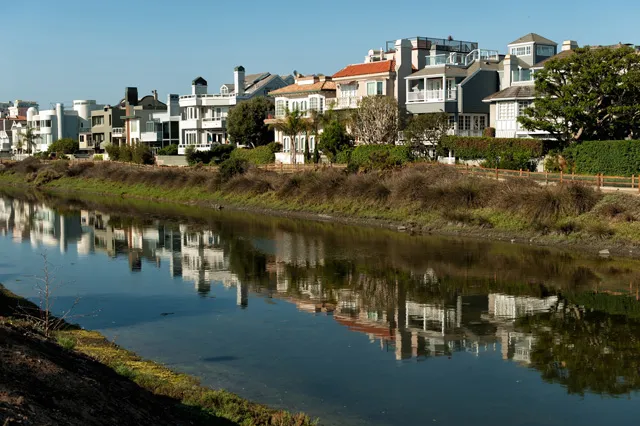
[329,38,415,110]
[265,75,337,164]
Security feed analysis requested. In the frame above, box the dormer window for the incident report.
[536,45,555,56]
[220,86,229,95]
[510,45,532,56]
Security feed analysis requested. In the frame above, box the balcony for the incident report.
[202,117,226,129]
[112,127,124,137]
[512,69,534,83]
[141,131,162,142]
[425,49,500,68]
[325,96,362,110]
[407,89,456,103]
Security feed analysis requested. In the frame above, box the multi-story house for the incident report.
[90,104,125,151]
[0,116,26,153]
[405,37,502,138]
[482,34,565,138]
[265,74,337,164]
[117,87,168,147]
[178,66,294,154]
[329,38,415,111]
[22,100,103,153]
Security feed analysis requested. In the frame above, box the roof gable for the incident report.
[509,33,557,46]
[332,60,395,78]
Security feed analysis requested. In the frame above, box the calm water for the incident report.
[1,191,640,425]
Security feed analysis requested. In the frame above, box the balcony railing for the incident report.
[325,96,362,110]
[425,49,500,68]
[179,93,236,100]
[512,69,534,83]
[407,89,456,103]
[112,127,124,137]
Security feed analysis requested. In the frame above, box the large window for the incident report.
[41,119,52,128]
[340,84,356,98]
[92,116,104,126]
[510,45,532,56]
[498,102,516,120]
[536,45,555,57]
[367,81,383,96]
[275,100,285,117]
[309,97,318,111]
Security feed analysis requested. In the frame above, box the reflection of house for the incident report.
[488,293,558,320]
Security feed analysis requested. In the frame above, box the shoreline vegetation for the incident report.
[0,284,316,426]
[3,158,640,256]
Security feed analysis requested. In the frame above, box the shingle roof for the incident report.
[332,60,395,78]
[268,80,337,96]
[532,49,575,68]
[483,85,535,102]
[509,33,557,46]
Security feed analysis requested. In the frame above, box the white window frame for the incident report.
[510,45,532,56]
[367,81,383,96]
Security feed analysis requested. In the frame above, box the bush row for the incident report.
[346,145,413,170]
[565,140,640,176]
[105,144,154,165]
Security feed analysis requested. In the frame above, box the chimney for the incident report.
[152,90,158,102]
[503,54,515,88]
[56,103,63,142]
[234,66,245,97]
[561,40,578,52]
[125,87,138,107]
[394,39,412,107]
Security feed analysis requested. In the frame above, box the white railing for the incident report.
[141,131,162,142]
[179,93,236,100]
[425,49,500,68]
[326,96,362,109]
[202,117,225,129]
[407,89,456,103]
[112,127,124,137]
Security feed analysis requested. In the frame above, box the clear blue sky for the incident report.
[3,0,638,108]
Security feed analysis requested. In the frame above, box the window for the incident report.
[146,121,157,132]
[460,115,471,131]
[518,101,532,116]
[275,100,285,117]
[41,120,51,128]
[498,102,516,120]
[130,120,138,132]
[510,45,532,56]
[309,136,315,152]
[536,45,555,57]
[340,84,357,98]
[92,116,104,126]
[109,115,112,126]
[448,115,456,129]
[283,137,290,152]
[367,81,383,96]
[309,97,318,111]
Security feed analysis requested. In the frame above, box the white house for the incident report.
[265,74,337,164]
[178,66,294,154]
[483,34,576,139]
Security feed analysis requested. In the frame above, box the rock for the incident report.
[599,249,610,257]
[397,226,407,232]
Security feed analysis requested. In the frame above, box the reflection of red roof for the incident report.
[334,315,395,340]
[333,60,396,78]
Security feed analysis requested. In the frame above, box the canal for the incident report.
[1,190,640,425]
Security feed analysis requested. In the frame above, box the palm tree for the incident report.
[271,108,306,164]
[20,126,37,155]
[307,109,328,164]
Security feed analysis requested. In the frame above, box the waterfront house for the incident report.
[90,104,125,152]
[265,74,337,164]
[178,67,294,154]
[404,36,502,141]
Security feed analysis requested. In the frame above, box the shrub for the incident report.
[105,144,121,161]
[48,138,79,155]
[440,136,556,170]
[219,158,249,182]
[230,145,275,165]
[157,144,178,155]
[93,154,104,161]
[132,144,154,165]
[187,144,236,165]
[56,335,76,351]
[334,148,352,164]
[349,145,413,170]
[483,127,496,138]
[569,140,640,176]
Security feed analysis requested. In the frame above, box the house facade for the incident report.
[405,37,501,138]
[90,105,125,151]
[483,34,567,138]
[329,39,414,111]
[265,75,337,164]
[178,67,294,154]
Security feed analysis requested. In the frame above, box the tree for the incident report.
[318,120,353,162]
[227,97,274,147]
[403,112,450,158]
[270,109,307,164]
[48,138,79,155]
[351,96,399,145]
[19,126,37,154]
[518,46,640,145]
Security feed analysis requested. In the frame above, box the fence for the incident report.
[256,163,347,174]
[453,164,640,192]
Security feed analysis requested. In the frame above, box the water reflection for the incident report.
[2,193,640,403]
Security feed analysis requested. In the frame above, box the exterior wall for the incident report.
[458,70,499,114]
[406,102,457,114]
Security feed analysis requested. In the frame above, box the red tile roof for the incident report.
[332,60,396,78]
[268,80,336,96]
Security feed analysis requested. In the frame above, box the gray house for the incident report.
[405,37,502,137]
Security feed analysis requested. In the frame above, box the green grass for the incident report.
[55,334,77,351]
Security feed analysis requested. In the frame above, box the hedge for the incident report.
[229,145,275,165]
[348,145,413,169]
[567,140,640,177]
[440,136,557,170]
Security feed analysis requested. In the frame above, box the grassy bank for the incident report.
[0,284,316,426]
[3,158,640,250]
